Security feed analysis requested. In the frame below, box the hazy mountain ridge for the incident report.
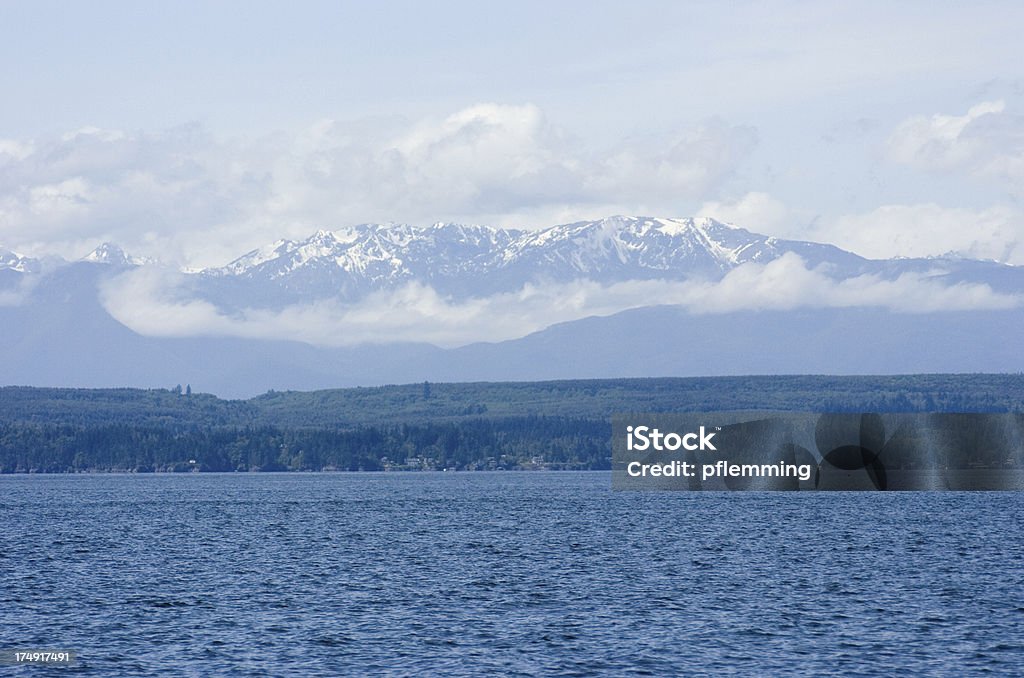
[0,246,43,275]
[6,215,1021,308]
[2,215,1023,396]
[200,216,876,307]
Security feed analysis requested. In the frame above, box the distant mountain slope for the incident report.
[197,217,878,307]
[5,215,1024,304]
[0,261,1021,397]
[2,215,1024,395]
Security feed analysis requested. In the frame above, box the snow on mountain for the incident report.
[215,223,518,280]
[11,215,1024,313]
[497,216,848,278]
[0,246,41,274]
[4,216,1024,395]
[195,216,878,309]
[82,243,153,266]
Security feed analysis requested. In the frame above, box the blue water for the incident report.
[1,473,1022,676]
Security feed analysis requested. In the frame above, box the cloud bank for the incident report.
[887,100,1024,187]
[99,254,1020,348]
[825,203,1023,264]
[4,99,1024,268]
[0,105,755,268]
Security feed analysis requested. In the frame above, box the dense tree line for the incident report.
[0,417,610,473]
[250,374,1024,426]
[0,387,256,427]
[1,375,1022,473]
[2,375,1022,429]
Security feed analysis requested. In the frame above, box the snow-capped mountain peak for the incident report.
[6,216,1023,342]
[8,216,879,301]
[186,215,875,310]
[0,246,41,273]
[82,243,152,266]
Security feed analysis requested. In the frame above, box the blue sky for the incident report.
[2,1,1023,267]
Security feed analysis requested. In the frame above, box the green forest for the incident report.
[1,374,1022,473]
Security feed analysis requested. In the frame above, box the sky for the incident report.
[2,0,1024,268]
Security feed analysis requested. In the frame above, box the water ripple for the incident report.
[1,473,1022,675]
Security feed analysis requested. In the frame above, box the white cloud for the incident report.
[683,253,1018,314]
[822,203,1024,264]
[588,120,758,206]
[697,192,792,235]
[7,101,1022,272]
[0,106,757,267]
[99,254,1020,349]
[0,139,34,162]
[28,178,93,218]
[887,100,1024,186]
[60,127,128,143]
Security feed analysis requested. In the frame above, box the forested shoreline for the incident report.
[2,375,1022,473]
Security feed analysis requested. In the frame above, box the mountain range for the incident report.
[200,217,866,307]
[2,216,1022,397]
